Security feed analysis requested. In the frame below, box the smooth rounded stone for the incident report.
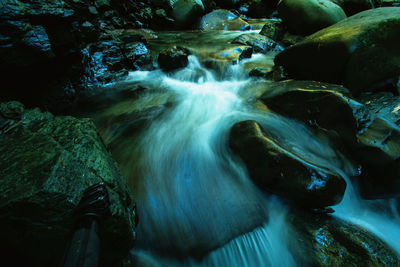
[277,0,347,35]
[158,46,190,72]
[291,212,400,266]
[331,0,376,15]
[275,7,400,94]
[259,80,400,199]
[154,0,205,28]
[232,33,284,54]
[199,9,251,30]
[229,120,347,208]
[0,102,136,267]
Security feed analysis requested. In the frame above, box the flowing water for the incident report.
[77,31,400,265]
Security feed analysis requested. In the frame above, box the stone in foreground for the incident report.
[229,120,346,208]
[0,101,136,267]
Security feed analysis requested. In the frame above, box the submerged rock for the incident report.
[232,33,284,54]
[275,7,400,94]
[259,80,400,199]
[291,212,400,266]
[158,46,190,72]
[0,102,136,267]
[277,0,346,35]
[199,9,250,30]
[229,120,346,208]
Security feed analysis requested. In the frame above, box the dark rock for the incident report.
[0,102,136,267]
[199,9,251,30]
[238,46,253,61]
[358,92,400,126]
[274,7,400,94]
[229,120,346,208]
[331,0,376,16]
[259,19,285,42]
[291,212,400,266]
[277,0,347,35]
[158,46,190,72]
[259,80,400,199]
[153,0,205,28]
[240,0,274,18]
[232,33,284,54]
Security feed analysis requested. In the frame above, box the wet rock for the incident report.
[277,0,346,35]
[232,33,284,54]
[229,120,346,208]
[240,0,275,18]
[0,102,136,267]
[259,19,285,42]
[358,92,400,126]
[259,80,400,199]
[153,0,205,28]
[158,46,190,72]
[199,9,251,30]
[331,0,376,16]
[275,7,400,94]
[291,213,400,266]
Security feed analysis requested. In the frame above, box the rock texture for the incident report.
[0,101,136,267]
[275,7,400,94]
[229,120,346,208]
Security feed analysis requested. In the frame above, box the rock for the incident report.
[291,212,400,266]
[154,0,205,28]
[259,80,400,199]
[240,0,275,18]
[232,33,284,54]
[277,0,347,35]
[229,120,346,208]
[331,0,376,16]
[274,7,400,94]
[199,9,251,30]
[358,92,400,126]
[0,102,136,267]
[259,19,285,42]
[158,46,190,72]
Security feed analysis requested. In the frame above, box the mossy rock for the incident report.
[0,102,136,267]
[277,0,347,35]
[275,7,400,94]
[291,212,400,266]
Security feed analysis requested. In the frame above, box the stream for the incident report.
[76,30,400,266]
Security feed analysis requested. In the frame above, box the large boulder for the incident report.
[331,0,376,16]
[274,7,400,94]
[259,80,400,199]
[0,101,136,267]
[291,212,400,265]
[199,9,251,30]
[277,0,347,35]
[229,120,346,208]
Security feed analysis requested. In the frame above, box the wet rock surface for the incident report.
[275,7,400,94]
[199,9,251,30]
[259,80,400,199]
[291,212,400,266]
[229,120,347,208]
[0,101,136,267]
[158,46,191,71]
